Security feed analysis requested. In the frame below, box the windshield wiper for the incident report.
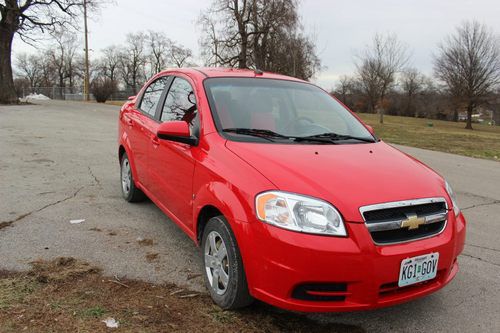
[296,132,376,143]
[223,128,337,143]
[222,128,290,141]
[223,128,374,144]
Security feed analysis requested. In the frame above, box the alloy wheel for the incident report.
[204,231,230,295]
[121,158,131,196]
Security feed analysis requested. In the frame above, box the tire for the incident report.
[120,153,146,202]
[201,216,253,309]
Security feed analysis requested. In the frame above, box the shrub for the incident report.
[90,78,116,103]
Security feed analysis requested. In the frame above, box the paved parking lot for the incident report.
[1,100,499,332]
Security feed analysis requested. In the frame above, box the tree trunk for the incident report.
[239,33,248,69]
[406,92,413,117]
[465,101,474,130]
[379,108,384,124]
[493,109,500,126]
[378,96,384,124]
[0,30,18,104]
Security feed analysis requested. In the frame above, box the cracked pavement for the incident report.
[1,100,499,332]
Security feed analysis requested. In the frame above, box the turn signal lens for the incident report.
[445,181,460,217]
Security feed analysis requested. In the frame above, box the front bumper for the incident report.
[235,212,466,312]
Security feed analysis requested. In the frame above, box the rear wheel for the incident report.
[202,216,253,309]
[120,153,145,202]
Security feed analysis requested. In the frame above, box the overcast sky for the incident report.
[13,0,500,90]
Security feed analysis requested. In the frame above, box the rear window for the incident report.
[139,76,169,117]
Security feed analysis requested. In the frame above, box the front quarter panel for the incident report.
[192,133,275,239]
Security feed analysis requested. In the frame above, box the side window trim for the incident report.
[153,76,174,121]
[136,75,173,122]
[159,76,196,122]
[159,76,200,138]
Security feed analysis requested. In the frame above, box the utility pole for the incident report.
[83,0,90,101]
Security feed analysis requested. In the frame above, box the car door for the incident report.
[149,76,199,227]
[130,76,170,190]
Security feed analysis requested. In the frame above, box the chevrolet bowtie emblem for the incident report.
[401,213,425,230]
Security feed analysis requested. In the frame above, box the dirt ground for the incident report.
[0,258,363,333]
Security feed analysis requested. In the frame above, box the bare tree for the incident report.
[147,31,169,75]
[198,14,222,66]
[62,34,80,92]
[400,68,425,117]
[250,0,298,69]
[119,32,147,94]
[356,33,410,123]
[198,0,321,80]
[100,45,121,83]
[198,0,251,68]
[38,51,57,87]
[434,21,500,129]
[43,30,80,97]
[0,0,103,103]
[169,41,194,68]
[16,53,42,92]
[334,75,356,105]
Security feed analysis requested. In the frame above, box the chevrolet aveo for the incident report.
[118,68,466,312]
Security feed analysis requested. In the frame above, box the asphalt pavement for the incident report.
[0,100,499,332]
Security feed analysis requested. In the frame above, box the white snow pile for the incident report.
[25,93,51,100]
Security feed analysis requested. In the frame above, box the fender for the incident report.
[193,180,258,290]
[118,132,141,189]
[193,180,253,244]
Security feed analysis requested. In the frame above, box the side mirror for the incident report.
[128,95,136,101]
[157,121,198,146]
[365,125,375,135]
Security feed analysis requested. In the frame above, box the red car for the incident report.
[118,68,466,312]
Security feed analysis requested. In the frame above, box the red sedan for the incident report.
[118,68,466,312]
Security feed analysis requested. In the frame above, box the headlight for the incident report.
[445,181,460,217]
[255,191,346,236]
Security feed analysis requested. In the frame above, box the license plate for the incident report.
[398,253,439,287]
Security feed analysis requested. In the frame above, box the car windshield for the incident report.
[204,78,374,144]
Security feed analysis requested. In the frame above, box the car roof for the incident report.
[158,67,307,83]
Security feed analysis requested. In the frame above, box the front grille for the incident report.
[363,202,445,221]
[292,283,347,302]
[369,221,445,244]
[360,198,448,245]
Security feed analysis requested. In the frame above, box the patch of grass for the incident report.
[0,258,365,333]
[79,306,107,318]
[0,276,38,309]
[105,100,126,106]
[358,113,500,161]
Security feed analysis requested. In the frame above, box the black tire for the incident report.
[120,153,146,202]
[201,216,253,309]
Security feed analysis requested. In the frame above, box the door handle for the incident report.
[127,119,133,126]
[151,135,160,147]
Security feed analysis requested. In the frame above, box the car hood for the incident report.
[225,141,448,222]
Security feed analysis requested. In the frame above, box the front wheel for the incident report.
[201,216,253,309]
[120,153,145,202]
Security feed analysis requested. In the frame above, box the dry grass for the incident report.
[358,113,500,161]
[0,258,364,333]
[105,100,127,106]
